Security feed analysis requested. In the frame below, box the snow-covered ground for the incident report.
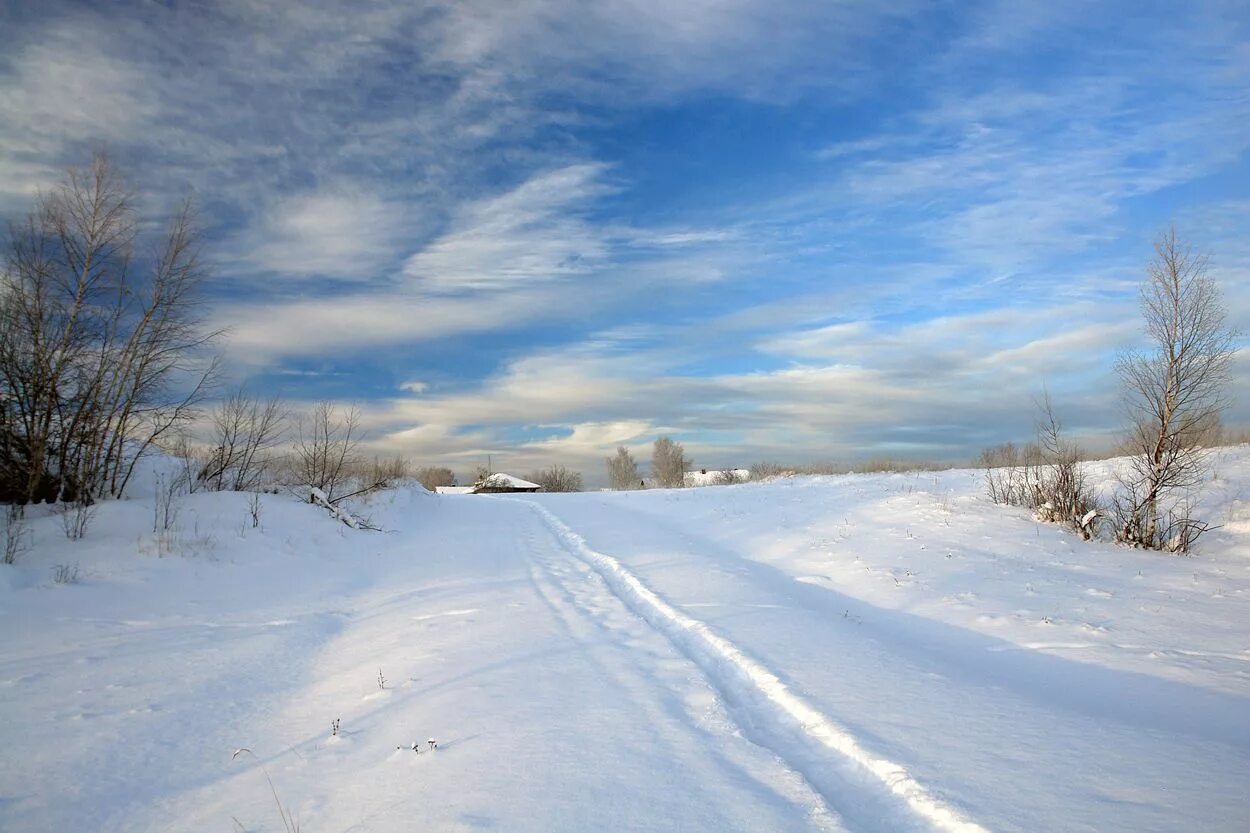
[2,449,1248,832]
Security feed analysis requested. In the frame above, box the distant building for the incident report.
[470,473,542,494]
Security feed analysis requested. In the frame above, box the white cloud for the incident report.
[403,164,613,292]
[0,22,157,210]
[218,287,562,359]
[357,298,1150,478]
[213,160,741,359]
[236,186,414,280]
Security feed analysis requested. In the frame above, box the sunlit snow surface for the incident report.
[2,449,1248,832]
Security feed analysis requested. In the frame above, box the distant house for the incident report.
[470,473,542,494]
[683,468,749,487]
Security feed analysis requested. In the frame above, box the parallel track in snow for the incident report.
[519,499,990,833]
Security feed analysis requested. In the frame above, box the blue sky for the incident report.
[2,0,1248,481]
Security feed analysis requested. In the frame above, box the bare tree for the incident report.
[651,436,689,488]
[605,446,640,490]
[1031,392,1099,539]
[0,152,218,504]
[294,402,362,502]
[526,465,583,492]
[415,466,456,490]
[1114,227,1237,552]
[201,388,287,492]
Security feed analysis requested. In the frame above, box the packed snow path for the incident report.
[510,492,1250,833]
[2,457,1249,831]
[520,499,987,833]
[513,488,1250,833]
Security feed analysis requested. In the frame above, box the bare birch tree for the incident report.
[606,446,640,490]
[201,388,288,492]
[0,152,218,504]
[651,436,688,488]
[1114,227,1237,552]
[294,401,362,501]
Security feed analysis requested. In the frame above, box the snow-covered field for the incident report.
[2,450,1249,832]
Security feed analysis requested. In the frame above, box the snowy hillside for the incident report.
[2,450,1249,832]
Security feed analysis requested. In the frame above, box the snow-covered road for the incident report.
[2,456,1249,832]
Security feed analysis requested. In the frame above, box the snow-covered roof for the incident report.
[434,486,475,495]
[684,468,749,487]
[476,473,542,490]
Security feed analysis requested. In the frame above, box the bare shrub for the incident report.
[793,462,841,475]
[249,491,262,529]
[154,471,181,533]
[526,465,583,492]
[1031,394,1100,539]
[3,504,29,564]
[415,466,456,491]
[60,498,95,541]
[981,442,1047,507]
[856,459,943,474]
[150,471,182,555]
[201,389,287,492]
[366,455,409,486]
[981,396,1099,539]
[749,459,944,481]
[294,402,361,502]
[980,442,1027,506]
[1113,228,1237,552]
[52,562,79,584]
[606,446,641,490]
[166,431,210,495]
[651,437,688,488]
[747,462,790,481]
[712,469,747,485]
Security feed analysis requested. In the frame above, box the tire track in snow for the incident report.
[519,520,852,833]
[521,500,990,833]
